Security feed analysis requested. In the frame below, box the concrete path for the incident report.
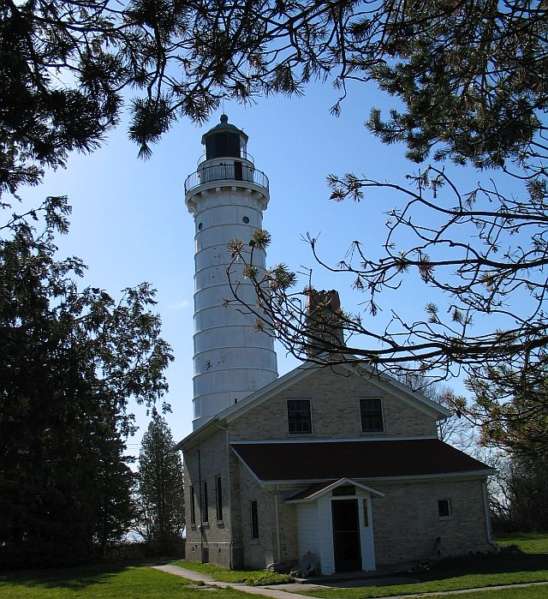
[152,564,309,599]
[269,577,417,592]
[153,563,213,583]
[152,564,548,599]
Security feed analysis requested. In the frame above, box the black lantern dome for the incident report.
[201,114,249,161]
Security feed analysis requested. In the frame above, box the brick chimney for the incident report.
[305,289,345,357]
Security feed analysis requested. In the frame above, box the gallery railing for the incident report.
[185,163,269,194]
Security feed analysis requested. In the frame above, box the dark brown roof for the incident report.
[231,439,491,481]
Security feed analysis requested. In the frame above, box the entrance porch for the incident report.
[287,478,383,575]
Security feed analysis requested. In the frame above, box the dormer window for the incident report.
[360,398,384,432]
[287,399,312,434]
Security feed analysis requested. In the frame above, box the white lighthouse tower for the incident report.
[185,115,278,429]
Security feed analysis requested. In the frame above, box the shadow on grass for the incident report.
[411,547,548,583]
[0,557,177,591]
[314,547,548,589]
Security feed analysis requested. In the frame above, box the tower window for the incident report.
[287,399,312,434]
[360,398,384,432]
[198,222,203,230]
[242,216,250,224]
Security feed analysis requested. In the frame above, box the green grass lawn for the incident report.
[2,533,546,599]
[297,531,548,599]
[496,532,548,555]
[172,560,292,585]
[436,585,548,599]
[0,564,251,598]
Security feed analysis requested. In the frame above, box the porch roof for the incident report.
[231,438,492,482]
[285,478,385,503]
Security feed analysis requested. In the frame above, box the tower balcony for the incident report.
[184,161,269,195]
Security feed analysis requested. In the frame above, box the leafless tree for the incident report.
[391,370,477,451]
[226,166,547,438]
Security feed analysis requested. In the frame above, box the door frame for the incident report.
[329,491,376,572]
[331,497,362,572]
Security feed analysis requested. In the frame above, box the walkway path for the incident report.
[152,564,548,599]
[152,564,308,599]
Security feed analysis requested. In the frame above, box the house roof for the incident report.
[231,438,492,482]
[285,478,385,503]
[176,359,451,450]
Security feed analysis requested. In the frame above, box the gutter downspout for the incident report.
[225,427,234,569]
[274,487,281,562]
[198,449,204,561]
[482,479,497,549]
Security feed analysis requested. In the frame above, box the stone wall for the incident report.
[230,366,439,441]
[371,477,491,566]
[237,461,275,568]
[277,494,298,563]
[227,472,491,571]
[183,430,233,567]
[230,464,301,568]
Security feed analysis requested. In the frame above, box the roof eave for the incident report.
[263,468,495,486]
[175,417,227,451]
[340,360,452,418]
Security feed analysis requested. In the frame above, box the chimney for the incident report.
[305,289,345,357]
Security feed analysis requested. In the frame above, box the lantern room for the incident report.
[201,114,249,162]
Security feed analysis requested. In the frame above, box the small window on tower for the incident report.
[242,216,250,224]
[198,222,203,230]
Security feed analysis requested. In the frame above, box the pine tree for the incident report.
[137,412,184,552]
[2,1,544,195]
[0,197,172,567]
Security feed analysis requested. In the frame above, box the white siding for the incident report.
[317,495,335,574]
[297,503,319,559]
[357,492,376,571]
[186,167,278,429]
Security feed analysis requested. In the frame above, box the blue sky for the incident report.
[17,79,523,455]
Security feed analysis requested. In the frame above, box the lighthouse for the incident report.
[185,115,278,429]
